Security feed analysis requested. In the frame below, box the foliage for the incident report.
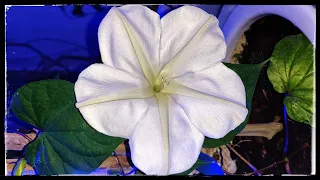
[267,34,314,125]
[11,80,124,175]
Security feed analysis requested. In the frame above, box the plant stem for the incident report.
[232,140,251,148]
[283,93,290,174]
[262,89,271,105]
[283,98,289,155]
[113,151,125,176]
[226,144,261,176]
[11,157,27,176]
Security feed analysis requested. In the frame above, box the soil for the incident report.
[229,15,312,175]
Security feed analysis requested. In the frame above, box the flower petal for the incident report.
[167,95,205,174]
[98,5,161,84]
[75,63,153,108]
[169,94,247,139]
[129,97,168,175]
[162,63,248,139]
[159,6,226,78]
[129,94,205,175]
[170,63,246,107]
[77,98,156,139]
[74,63,155,138]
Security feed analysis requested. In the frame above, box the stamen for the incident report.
[153,75,171,93]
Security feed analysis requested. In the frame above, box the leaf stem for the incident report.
[259,58,270,68]
[11,157,27,176]
[283,94,289,155]
[283,93,290,174]
[113,151,125,176]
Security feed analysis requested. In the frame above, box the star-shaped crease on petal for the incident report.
[158,5,226,79]
[129,94,204,175]
[167,95,205,174]
[98,5,161,85]
[75,4,248,176]
[162,62,248,139]
[75,63,155,138]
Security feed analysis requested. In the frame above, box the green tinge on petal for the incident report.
[76,88,155,108]
[155,93,170,174]
[162,80,246,108]
[156,16,215,81]
[114,8,157,86]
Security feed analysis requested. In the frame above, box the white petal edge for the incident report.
[98,5,161,84]
[162,62,248,138]
[129,97,168,175]
[168,94,248,139]
[74,63,155,138]
[159,5,226,79]
[74,63,153,108]
[129,94,205,175]
[170,62,246,107]
[167,94,205,174]
[78,98,156,139]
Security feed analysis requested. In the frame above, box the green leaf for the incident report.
[267,34,314,125]
[203,61,267,148]
[11,79,125,175]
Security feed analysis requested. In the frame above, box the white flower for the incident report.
[74,5,248,175]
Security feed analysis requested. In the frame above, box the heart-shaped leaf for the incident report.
[267,34,314,125]
[11,79,125,175]
[203,61,267,148]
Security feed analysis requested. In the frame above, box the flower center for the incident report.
[153,83,163,93]
[153,75,170,93]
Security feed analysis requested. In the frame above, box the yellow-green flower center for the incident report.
[153,83,163,93]
[153,74,169,93]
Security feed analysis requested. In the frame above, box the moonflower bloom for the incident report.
[74,5,248,175]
